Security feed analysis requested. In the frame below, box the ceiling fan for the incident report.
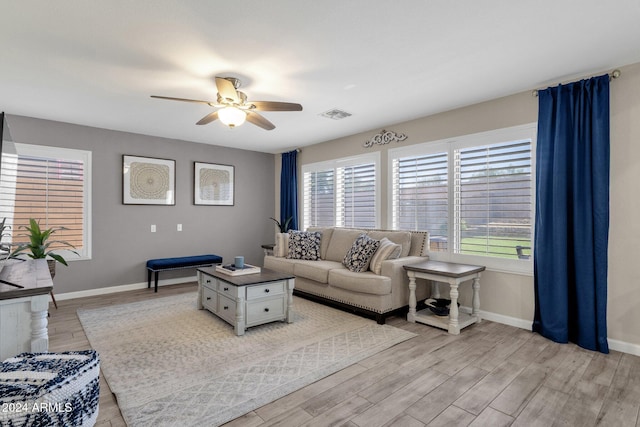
[151,77,302,130]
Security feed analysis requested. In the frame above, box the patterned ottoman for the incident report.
[0,350,100,427]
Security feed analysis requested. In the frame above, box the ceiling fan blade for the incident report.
[246,111,275,130]
[196,111,219,125]
[151,95,212,105]
[215,77,240,104]
[250,101,303,111]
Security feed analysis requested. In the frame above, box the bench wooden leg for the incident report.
[50,290,58,309]
[155,271,159,293]
[147,269,152,289]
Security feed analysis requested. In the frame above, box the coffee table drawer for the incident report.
[217,294,237,324]
[246,297,285,325]
[202,286,217,312]
[217,281,238,299]
[246,281,285,300]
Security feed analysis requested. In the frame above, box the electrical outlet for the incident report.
[151,224,156,233]
[177,224,182,231]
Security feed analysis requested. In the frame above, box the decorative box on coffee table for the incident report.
[197,267,295,336]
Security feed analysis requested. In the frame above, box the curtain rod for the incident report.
[532,69,621,97]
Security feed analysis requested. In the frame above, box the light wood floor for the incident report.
[48,283,640,427]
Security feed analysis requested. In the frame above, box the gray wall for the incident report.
[5,115,276,294]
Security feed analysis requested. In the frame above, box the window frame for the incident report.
[388,123,536,275]
[1,142,92,261]
[301,152,381,231]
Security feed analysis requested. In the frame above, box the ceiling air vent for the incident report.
[320,108,352,120]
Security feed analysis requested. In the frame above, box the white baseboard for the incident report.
[460,306,639,356]
[459,305,532,330]
[55,276,197,301]
[607,338,640,357]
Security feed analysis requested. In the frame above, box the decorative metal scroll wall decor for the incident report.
[363,129,408,148]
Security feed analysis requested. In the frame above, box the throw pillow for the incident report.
[369,237,402,275]
[287,230,321,260]
[342,234,380,273]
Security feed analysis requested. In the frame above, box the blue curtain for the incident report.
[280,150,299,231]
[533,74,610,353]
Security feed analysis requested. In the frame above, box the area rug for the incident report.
[77,292,416,426]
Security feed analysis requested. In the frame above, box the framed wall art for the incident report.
[123,155,175,205]
[194,162,234,206]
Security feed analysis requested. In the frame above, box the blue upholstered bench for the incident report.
[146,254,223,292]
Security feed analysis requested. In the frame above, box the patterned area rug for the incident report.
[77,293,416,426]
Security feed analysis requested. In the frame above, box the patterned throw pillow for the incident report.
[343,234,380,273]
[369,237,402,275]
[287,230,321,260]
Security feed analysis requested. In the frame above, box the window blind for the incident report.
[0,152,85,252]
[303,169,335,228]
[337,162,376,228]
[455,140,532,257]
[392,152,448,250]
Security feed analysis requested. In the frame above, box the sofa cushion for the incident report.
[369,237,402,275]
[264,255,301,274]
[328,269,392,296]
[293,260,343,284]
[367,230,412,257]
[287,230,321,260]
[408,231,430,256]
[343,234,380,273]
[325,228,366,262]
[307,227,334,260]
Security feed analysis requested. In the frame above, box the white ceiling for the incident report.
[2,1,640,153]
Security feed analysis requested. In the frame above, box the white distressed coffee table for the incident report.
[197,267,295,335]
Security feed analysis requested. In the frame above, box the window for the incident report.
[0,143,92,260]
[302,153,380,230]
[392,149,449,247]
[303,169,335,228]
[390,124,535,273]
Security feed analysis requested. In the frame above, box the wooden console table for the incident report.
[404,260,485,335]
[0,259,53,360]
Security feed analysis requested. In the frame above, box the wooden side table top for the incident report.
[403,260,485,278]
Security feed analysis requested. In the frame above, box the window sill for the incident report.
[428,252,533,277]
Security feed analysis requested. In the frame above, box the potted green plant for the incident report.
[9,218,78,278]
[270,216,294,257]
[270,216,294,233]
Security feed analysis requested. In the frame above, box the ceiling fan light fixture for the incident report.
[218,106,246,128]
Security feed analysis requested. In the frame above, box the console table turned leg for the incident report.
[472,276,481,322]
[448,282,460,335]
[30,295,49,352]
[407,272,417,323]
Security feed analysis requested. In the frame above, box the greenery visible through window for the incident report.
[456,140,532,258]
[390,124,535,268]
[0,143,91,259]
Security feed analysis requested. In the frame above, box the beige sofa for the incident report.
[264,227,430,324]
